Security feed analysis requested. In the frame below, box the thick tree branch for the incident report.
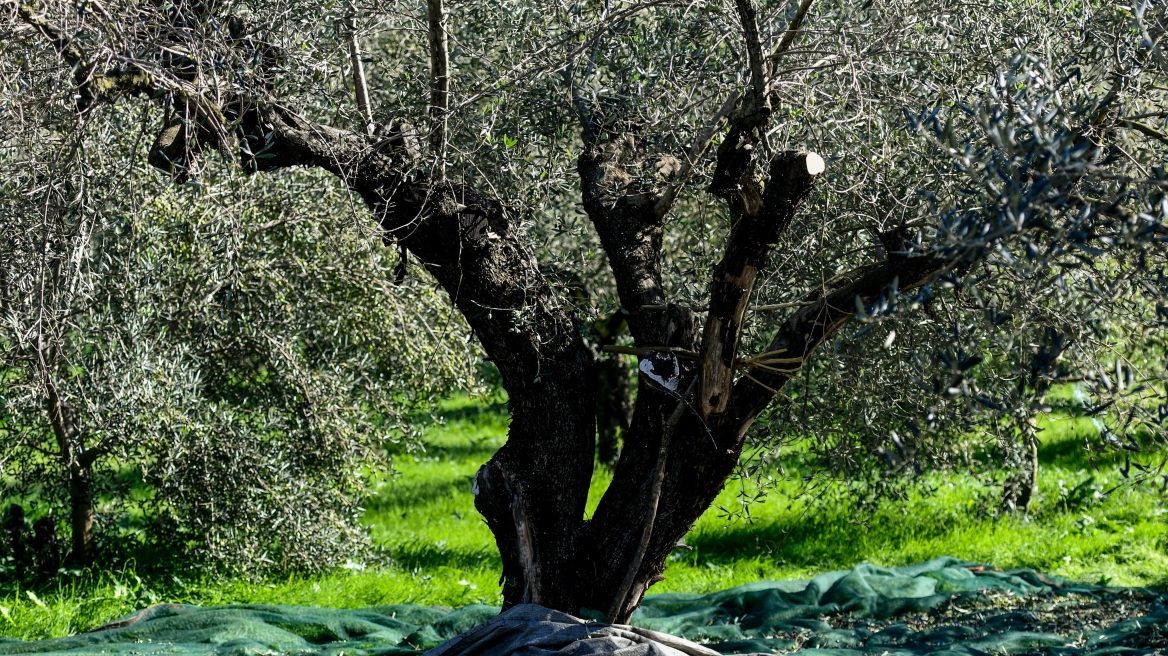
[427,0,450,180]
[698,151,823,417]
[235,102,598,612]
[579,142,701,350]
[589,254,950,619]
[733,0,768,101]
[726,254,950,437]
[8,1,152,111]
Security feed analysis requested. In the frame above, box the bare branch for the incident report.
[733,0,768,101]
[8,1,134,111]
[766,0,816,79]
[1121,119,1168,147]
[427,0,450,180]
[347,5,374,136]
[654,91,741,217]
[726,254,950,436]
[601,344,699,359]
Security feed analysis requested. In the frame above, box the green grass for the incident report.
[2,396,1167,640]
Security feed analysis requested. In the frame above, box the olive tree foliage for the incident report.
[751,8,1168,512]
[1,0,1165,621]
[0,92,477,574]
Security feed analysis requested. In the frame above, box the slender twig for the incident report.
[1121,120,1168,147]
[751,301,806,311]
[739,361,801,375]
[641,300,809,312]
[654,91,741,217]
[766,0,816,78]
[450,0,681,113]
[602,344,700,359]
[741,370,792,398]
[1135,0,1168,74]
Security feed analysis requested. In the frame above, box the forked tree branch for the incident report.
[766,0,815,80]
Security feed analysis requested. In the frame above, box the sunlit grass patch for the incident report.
[3,395,1166,640]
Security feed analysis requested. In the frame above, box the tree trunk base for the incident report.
[425,604,721,656]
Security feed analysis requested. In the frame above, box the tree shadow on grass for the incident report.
[1037,437,1129,472]
[681,509,889,573]
[411,440,501,462]
[388,539,501,571]
[404,395,509,428]
[364,475,477,512]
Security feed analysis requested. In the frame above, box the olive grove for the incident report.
[2,0,1167,621]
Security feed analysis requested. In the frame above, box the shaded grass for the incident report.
[2,395,1166,640]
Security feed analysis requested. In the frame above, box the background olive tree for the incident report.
[0,98,478,575]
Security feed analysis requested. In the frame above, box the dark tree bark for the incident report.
[66,464,96,568]
[45,386,97,568]
[595,352,632,466]
[1003,333,1067,512]
[5,504,27,578]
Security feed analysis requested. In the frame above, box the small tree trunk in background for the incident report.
[587,311,632,466]
[1003,421,1040,512]
[31,517,61,578]
[46,387,97,568]
[1003,333,1065,513]
[67,463,96,568]
[5,504,27,578]
[1018,425,1040,510]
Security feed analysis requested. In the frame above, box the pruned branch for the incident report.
[698,151,823,418]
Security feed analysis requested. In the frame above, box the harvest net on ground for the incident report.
[2,557,1165,655]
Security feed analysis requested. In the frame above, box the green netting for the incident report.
[2,557,1165,655]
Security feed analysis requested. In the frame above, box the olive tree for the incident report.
[0,101,476,573]
[3,0,1166,621]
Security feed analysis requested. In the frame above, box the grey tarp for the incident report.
[1,557,1165,655]
[423,604,724,656]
